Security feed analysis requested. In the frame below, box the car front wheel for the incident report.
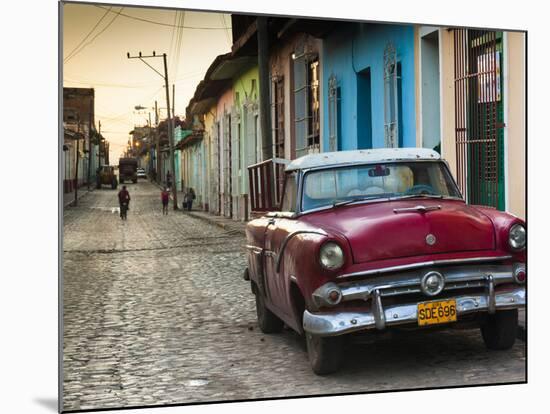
[254,288,284,334]
[306,332,344,375]
[480,309,518,350]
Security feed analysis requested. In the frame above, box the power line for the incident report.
[220,14,232,48]
[94,5,231,30]
[168,10,178,77]
[64,6,112,63]
[63,70,204,88]
[65,7,124,64]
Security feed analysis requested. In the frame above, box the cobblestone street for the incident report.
[62,181,526,412]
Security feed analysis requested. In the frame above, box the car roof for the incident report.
[285,148,441,171]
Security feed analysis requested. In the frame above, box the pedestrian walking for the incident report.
[184,187,196,211]
[117,185,130,220]
[161,187,170,215]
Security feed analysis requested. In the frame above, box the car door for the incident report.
[262,172,298,316]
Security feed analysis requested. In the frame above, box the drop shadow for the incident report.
[34,397,58,412]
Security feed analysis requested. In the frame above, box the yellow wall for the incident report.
[506,32,526,220]
[439,29,457,180]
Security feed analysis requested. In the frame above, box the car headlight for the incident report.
[509,224,526,250]
[319,241,345,270]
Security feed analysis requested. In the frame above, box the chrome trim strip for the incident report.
[373,289,386,330]
[245,245,263,254]
[336,264,517,302]
[303,287,526,337]
[393,205,442,214]
[487,275,496,314]
[336,255,513,279]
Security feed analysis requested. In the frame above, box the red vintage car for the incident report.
[245,148,526,375]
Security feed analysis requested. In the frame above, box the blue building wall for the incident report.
[322,23,416,151]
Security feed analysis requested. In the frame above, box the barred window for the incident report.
[271,76,285,158]
[293,44,320,157]
[328,74,340,152]
[383,42,400,148]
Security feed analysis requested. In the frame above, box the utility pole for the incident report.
[155,100,160,184]
[257,17,273,161]
[98,120,102,167]
[127,51,178,209]
[148,112,152,178]
[87,98,93,190]
[74,118,80,206]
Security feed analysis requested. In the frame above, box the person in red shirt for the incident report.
[117,186,130,218]
[161,187,170,215]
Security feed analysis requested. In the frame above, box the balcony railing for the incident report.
[248,158,288,213]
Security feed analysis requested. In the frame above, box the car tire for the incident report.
[480,309,518,350]
[255,289,284,334]
[306,332,344,375]
[133,179,137,183]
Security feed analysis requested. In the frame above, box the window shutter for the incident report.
[231,107,240,215]
[328,74,339,152]
[210,121,219,214]
[383,42,399,148]
[293,42,308,158]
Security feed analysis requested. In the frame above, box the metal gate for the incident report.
[454,29,505,210]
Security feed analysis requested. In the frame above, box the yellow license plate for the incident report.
[417,299,457,326]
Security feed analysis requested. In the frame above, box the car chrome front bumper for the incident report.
[303,287,525,337]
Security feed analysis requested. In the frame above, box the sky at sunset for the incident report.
[63,2,232,161]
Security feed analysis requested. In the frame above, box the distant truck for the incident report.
[118,157,138,183]
[96,165,118,189]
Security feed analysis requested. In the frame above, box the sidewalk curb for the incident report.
[186,211,246,235]
[63,187,93,208]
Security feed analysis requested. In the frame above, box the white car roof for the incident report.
[285,148,441,171]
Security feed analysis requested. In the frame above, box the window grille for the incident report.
[383,42,399,148]
[328,74,339,152]
[307,59,320,150]
[211,121,220,214]
[223,113,232,217]
[271,75,285,158]
[231,107,241,217]
[293,42,308,158]
[454,29,504,210]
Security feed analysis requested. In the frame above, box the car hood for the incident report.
[301,199,495,264]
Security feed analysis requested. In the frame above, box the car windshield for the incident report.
[301,161,462,211]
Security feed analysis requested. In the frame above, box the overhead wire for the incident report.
[64,70,204,89]
[65,7,125,64]
[64,6,112,63]
[94,5,231,30]
[220,14,232,48]
[168,10,179,77]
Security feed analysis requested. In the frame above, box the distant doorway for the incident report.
[357,67,372,149]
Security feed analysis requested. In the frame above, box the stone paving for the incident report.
[62,181,526,412]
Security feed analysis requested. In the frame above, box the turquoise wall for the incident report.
[322,23,416,150]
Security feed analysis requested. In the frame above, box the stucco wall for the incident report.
[322,23,416,151]
[439,29,457,179]
[505,32,526,219]
[233,64,259,193]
